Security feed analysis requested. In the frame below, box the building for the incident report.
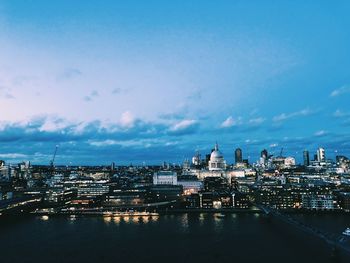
[301,194,336,210]
[208,143,226,171]
[284,157,296,168]
[261,149,268,159]
[191,151,201,166]
[177,179,203,195]
[153,171,177,185]
[303,150,310,166]
[235,148,242,164]
[317,148,326,162]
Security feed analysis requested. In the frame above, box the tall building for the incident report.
[192,151,201,166]
[261,149,268,159]
[235,148,242,164]
[303,150,310,166]
[317,147,325,162]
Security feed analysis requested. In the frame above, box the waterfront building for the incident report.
[153,171,177,185]
[177,179,203,195]
[44,188,76,206]
[147,185,183,202]
[104,188,146,207]
[301,194,337,210]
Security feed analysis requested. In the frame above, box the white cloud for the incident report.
[273,108,314,122]
[314,130,327,137]
[220,116,241,128]
[248,117,265,125]
[0,153,28,159]
[89,139,120,147]
[170,119,197,132]
[333,109,350,118]
[119,111,135,128]
[39,117,70,132]
[330,85,350,97]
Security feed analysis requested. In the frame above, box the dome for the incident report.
[210,142,223,160]
[208,142,226,171]
[210,150,223,159]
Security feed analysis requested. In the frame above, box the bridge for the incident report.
[255,203,350,256]
[32,200,178,215]
[0,196,42,216]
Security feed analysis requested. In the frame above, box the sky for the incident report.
[0,0,350,165]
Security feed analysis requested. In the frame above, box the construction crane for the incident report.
[279,147,284,157]
[50,145,59,168]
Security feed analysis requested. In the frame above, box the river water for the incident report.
[0,213,349,263]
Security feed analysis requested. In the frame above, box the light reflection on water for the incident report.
[113,216,121,224]
[151,215,159,222]
[40,215,49,221]
[213,213,224,232]
[198,213,205,226]
[180,213,189,232]
[8,213,347,263]
[102,215,160,225]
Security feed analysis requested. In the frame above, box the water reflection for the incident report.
[198,213,205,226]
[213,213,224,232]
[180,213,189,232]
[113,216,121,224]
[141,216,149,223]
[151,215,159,222]
[103,216,111,224]
[40,215,49,221]
[102,215,159,225]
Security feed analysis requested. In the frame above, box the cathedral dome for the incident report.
[210,149,223,160]
[208,142,226,171]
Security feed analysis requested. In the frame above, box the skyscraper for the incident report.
[317,147,325,162]
[261,149,268,159]
[235,148,242,164]
[303,150,310,166]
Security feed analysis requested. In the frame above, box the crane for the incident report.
[50,145,59,168]
[279,147,284,157]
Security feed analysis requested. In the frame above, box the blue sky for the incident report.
[0,0,350,165]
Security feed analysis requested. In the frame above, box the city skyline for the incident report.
[1,1,350,164]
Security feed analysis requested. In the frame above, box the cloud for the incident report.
[248,117,265,125]
[333,109,350,118]
[330,85,350,97]
[168,119,199,135]
[0,86,16,99]
[4,93,15,99]
[0,153,28,159]
[119,111,136,129]
[88,139,120,147]
[111,87,132,95]
[84,90,99,101]
[56,68,82,81]
[220,116,242,128]
[314,130,328,137]
[273,108,315,122]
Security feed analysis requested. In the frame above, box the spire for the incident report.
[215,141,219,151]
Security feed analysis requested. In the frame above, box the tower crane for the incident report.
[50,145,59,169]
